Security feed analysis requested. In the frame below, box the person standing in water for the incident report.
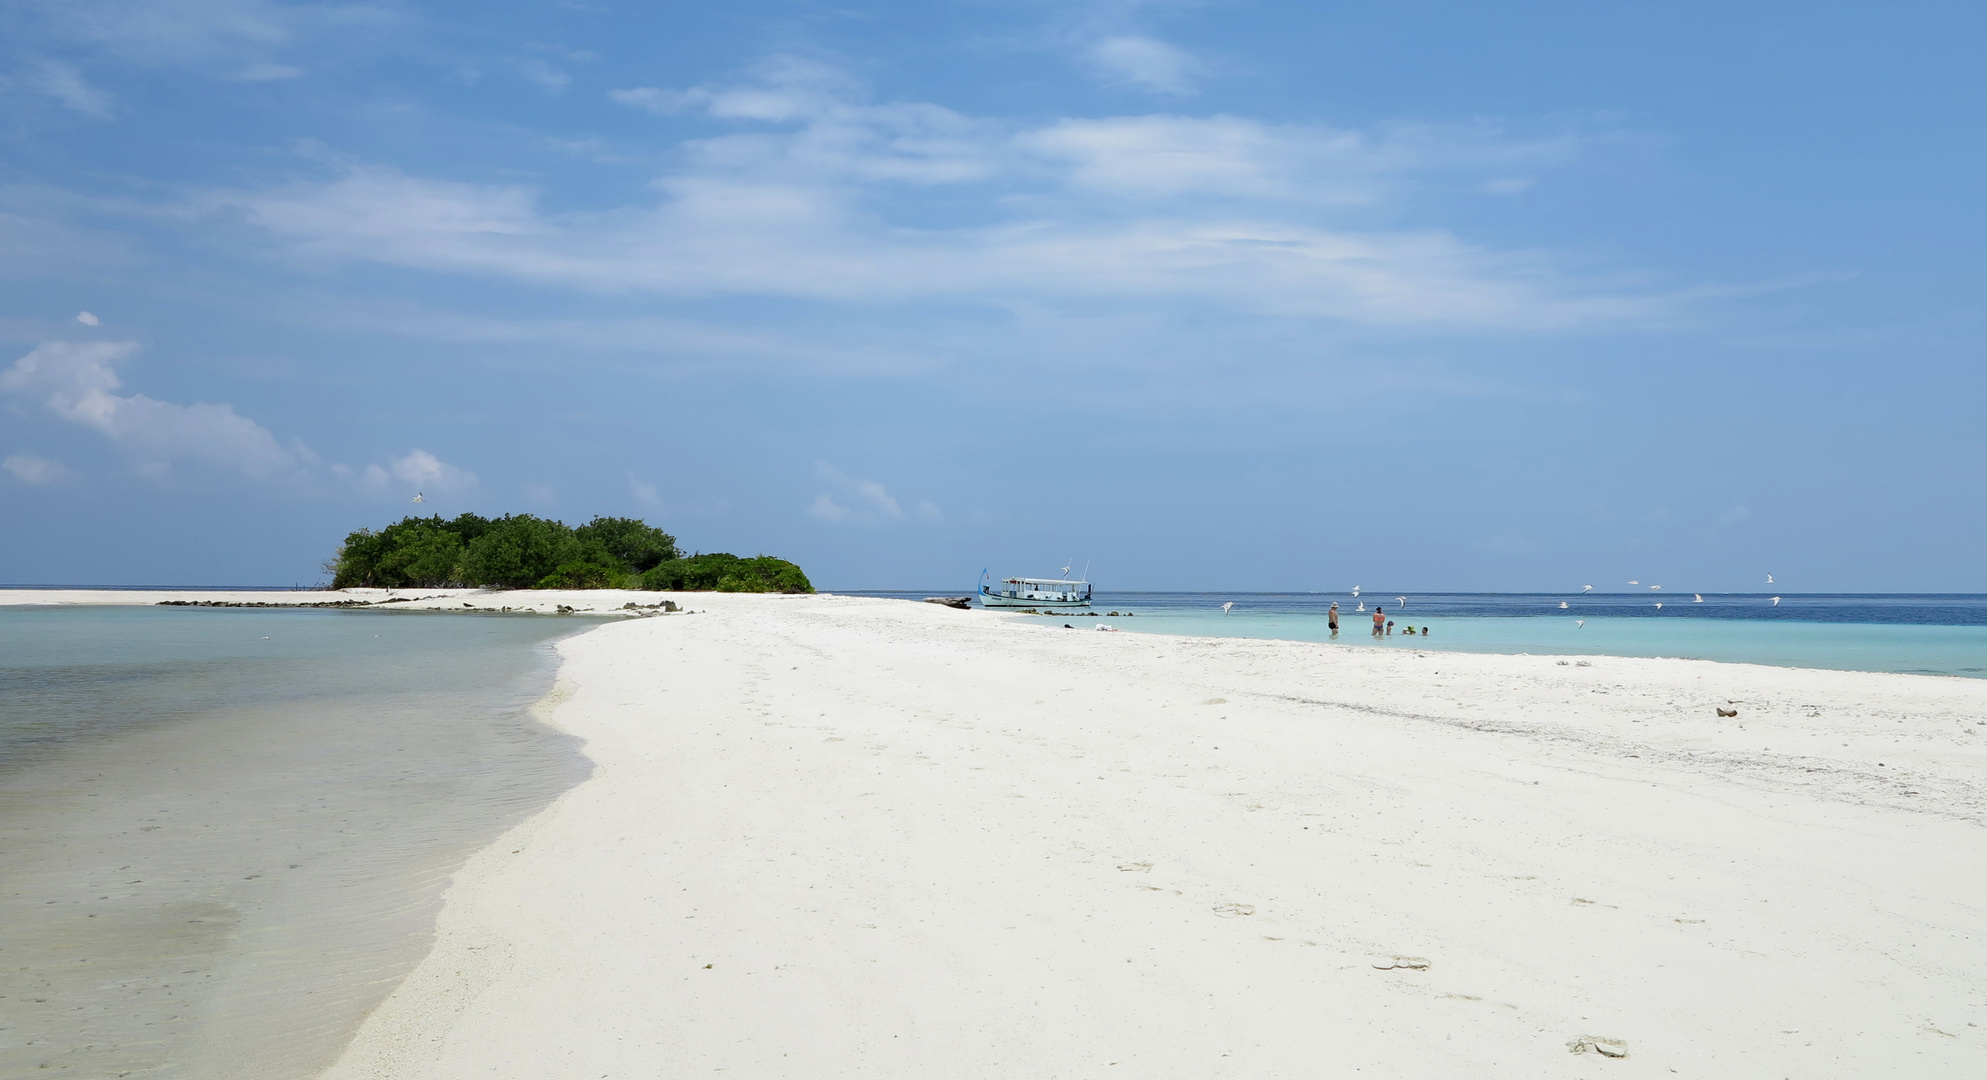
[1328,602,1340,636]
[1372,606,1386,636]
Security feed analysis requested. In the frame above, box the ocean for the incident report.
[0,605,594,1079]
[846,591,1987,679]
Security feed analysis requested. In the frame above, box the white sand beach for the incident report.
[278,592,1987,1077]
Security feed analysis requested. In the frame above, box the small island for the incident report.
[329,513,812,593]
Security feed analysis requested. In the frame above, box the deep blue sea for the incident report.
[843,591,1987,679]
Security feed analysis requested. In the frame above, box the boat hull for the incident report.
[979,593,1091,609]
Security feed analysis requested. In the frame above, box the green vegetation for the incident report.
[639,553,814,593]
[329,513,811,593]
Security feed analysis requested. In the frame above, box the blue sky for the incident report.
[3,0,1982,591]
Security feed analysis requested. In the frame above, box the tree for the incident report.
[641,553,812,593]
[573,516,679,572]
[327,512,808,592]
[455,515,581,589]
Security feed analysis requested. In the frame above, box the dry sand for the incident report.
[289,592,1987,1078]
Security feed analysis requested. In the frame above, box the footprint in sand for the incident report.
[1211,902,1255,918]
[1117,861,1153,873]
[1371,956,1431,970]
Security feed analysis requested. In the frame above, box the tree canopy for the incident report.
[329,514,812,593]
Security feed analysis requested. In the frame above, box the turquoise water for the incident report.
[850,591,1987,678]
[1094,593,1987,677]
[1102,608,1987,677]
[0,605,594,1078]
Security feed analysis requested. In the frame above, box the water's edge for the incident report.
[0,609,601,1079]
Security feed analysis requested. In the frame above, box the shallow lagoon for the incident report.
[0,606,593,1078]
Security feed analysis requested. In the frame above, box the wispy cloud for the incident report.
[519,58,569,94]
[198,62,1659,332]
[1091,35,1199,96]
[13,59,114,116]
[13,0,399,69]
[628,472,660,507]
[2,451,70,485]
[807,462,939,525]
[230,62,302,81]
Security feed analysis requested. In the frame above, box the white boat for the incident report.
[978,570,1092,610]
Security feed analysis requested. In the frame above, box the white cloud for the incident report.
[607,86,685,114]
[75,310,99,326]
[520,59,569,94]
[17,59,114,116]
[805,493,853,522]
[3,340,474,494]
[3,451,69,485]
[2,341,305,480]
[355,449,475,497]
[807,462,935,526]
[16,0,398,69]
[231,62,302,81]
[197,61,1664,334]
[628,472,661,506]
[1091,36,1199,96]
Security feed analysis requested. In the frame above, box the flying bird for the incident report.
[1221,601,1234,615]
[1395,596,1407,607]
[1351,586,1361,597]
[1581,585,1594,592]
[1770,596,1781,606]
[1559,601,1569,609]
[1649,585,1662,590]
[1575,619,1585,628]
[1061,564,1072,578]
[1766,573,1775,584]
[411,492,425,503]
[1654,602,1663,610]
[1693,594,1703,603]
[1627,580,1639,585]
[1355,602,1365,612]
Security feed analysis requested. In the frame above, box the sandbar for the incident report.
[297,592,1987,1077]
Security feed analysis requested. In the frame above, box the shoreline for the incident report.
[0,605,589,1079]
[315,593,1985,1077]
[7,591,1979,682]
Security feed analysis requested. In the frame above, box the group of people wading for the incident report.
[1325,602,1428,639]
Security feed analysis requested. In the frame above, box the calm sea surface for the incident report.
[845,591,1987,678]
[0,605,594,1079]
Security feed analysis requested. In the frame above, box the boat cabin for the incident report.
[989,577,1091,604]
